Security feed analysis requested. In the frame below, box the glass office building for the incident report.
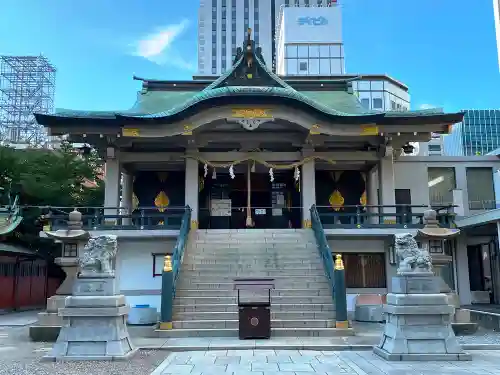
[443,109,500,156]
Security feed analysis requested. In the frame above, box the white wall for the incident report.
[117,238,177,311]
[282,6,342,44]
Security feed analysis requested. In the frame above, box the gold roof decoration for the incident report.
[360,191,367,206]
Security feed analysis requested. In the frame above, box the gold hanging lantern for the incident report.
[329,190,344,212]
[154,191,170,212]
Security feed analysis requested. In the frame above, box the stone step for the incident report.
[181,264,324,271]
[179,269,327,276]
[156,327,352,338]
[172,319,333,329]
[172,311,335,321]
[173,303,335,313]
[176,281,331,290]
[183,255,322,262]
[177,275,329,283]
[174,295,333,304]
[183,257,323,264]
[194,233,312,239]
[175,288,332,297]
[175,289,332,297]
[189,245,317,254]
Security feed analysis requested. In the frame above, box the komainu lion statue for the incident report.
[394,233,432,274]
[79,235,118,276]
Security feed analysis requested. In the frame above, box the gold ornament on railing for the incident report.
[154,191,170,212]
[329,190,344,212]
[360,191,367,206]
[334,254,344,270]
[163,255,172,272]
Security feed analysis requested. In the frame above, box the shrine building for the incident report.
[34,31,500,331]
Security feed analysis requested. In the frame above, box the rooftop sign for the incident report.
[297,16,328,26]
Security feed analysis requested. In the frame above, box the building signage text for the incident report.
[297,16,328,26]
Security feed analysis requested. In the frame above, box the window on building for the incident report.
[298,45,308,58]
[329,58,342,74]
[308,59,319,74]
[319,59,330,75]
[467,167,496,209]
[286,45,298,58]
[342,253,387,288]
[299,61,308,71]
[309,45,319,58]
[360,98,370,108]
[391,100,396,110]
[372,98,383,109]
[319,45,330,58]
[428,144,441,152]
[286,59,298,75]
[428,167,456,205]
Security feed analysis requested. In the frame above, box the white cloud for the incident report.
[419,103,438,110]
[131,20,195,71]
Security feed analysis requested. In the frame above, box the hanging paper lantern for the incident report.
[229,164,235,179]
[203,163,208,178]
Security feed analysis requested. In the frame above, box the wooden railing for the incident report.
[310,205,335,298]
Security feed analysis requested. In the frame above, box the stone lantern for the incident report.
[415,209,460,300]
[29,209,89,342]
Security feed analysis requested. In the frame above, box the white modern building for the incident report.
[197,0,335,75]
[276,5,344,76]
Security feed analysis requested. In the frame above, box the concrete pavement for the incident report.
[151,349,500,375]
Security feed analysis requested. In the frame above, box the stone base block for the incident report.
[43,348,138,362]
[46,295,69,313]
[373,346,471,361]
[355,305,385,323]
[37,312,62,327]
[392,275,440,294]
[72,278,119,296]
[46,290,135,361]
[29,325,61,342]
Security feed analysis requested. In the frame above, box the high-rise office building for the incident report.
[444,109,500,156]
[197,0,335,76]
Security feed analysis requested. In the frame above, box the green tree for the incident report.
[0,142,104,259]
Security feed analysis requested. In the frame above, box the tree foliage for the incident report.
[0,142,104,258]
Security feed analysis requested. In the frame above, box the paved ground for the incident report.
[2,311,500,374]
[152,349,500,375]
[0,325,165,375]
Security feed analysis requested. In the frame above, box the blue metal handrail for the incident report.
[310,204,335,292]
[172,205,191,299]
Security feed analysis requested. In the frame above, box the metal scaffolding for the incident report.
[0,55,56,147]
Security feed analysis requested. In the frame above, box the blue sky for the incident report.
[1,0,499,113]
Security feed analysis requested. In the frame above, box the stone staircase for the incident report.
[160,228,350,338]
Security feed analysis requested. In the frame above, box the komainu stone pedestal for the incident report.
[45,235,136,361]
[373,274,471,361]
[45,278,136,361]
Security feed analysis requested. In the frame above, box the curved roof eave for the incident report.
[115,86,383,121]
